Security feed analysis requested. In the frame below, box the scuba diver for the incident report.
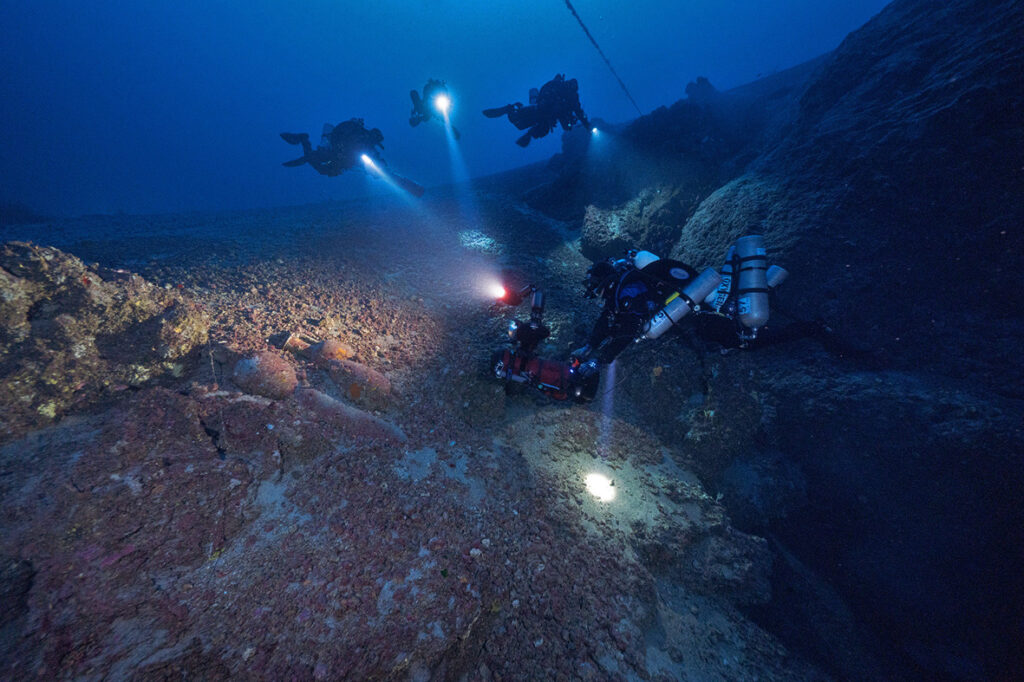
[482,74,591,147]
[409,79,461,140]
[491,282,600,402]
[492,237,868,402]
[572,237,856,369]
[280,119,384,177]
[280,118,425,197]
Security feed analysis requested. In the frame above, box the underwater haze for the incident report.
[4,0,1023,679]
[1,0,888,216]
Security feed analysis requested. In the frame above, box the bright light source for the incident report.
[591,127,598,135]
[585,473,615,501]
[487,281,506,299]
[360,153,381,173]
[434,94,452,114]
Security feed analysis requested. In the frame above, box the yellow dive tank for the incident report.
[735,235,770,331]
[641,268,722,340]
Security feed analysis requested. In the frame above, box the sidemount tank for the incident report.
[704,244,736,311]
[766,264,788,289]
[735,235,770,331]
[641,268,722,340]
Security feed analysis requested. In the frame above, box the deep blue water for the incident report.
[1,0,888,216]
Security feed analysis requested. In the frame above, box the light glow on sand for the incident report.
[585,473,616,502]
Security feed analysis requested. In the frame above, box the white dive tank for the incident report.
[735,235,770,330]
[704,245,735,311]
[642,268,722,340]
[766,264,789,289]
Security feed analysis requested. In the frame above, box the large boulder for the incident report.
[673,0,1024,398]
[580,188,693,261]
[324,358,392,410]
[231,351,298,400]
[0,242,210,442]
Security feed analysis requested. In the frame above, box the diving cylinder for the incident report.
[766,265,788,289]
[735,235,770,330]
[704,245,736,311]
[642,268,722,340]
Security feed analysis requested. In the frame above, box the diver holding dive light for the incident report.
[491,236,855,402]
[280,118,426,197]
[491,283,601,402]
[409,79,461,140]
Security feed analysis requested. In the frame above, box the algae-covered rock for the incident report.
[0,242,210,442]
[324,358,392,410]
[231,351,298,400]
[306,338,356,364]
[293,387,405,443]
[580,186,700,262]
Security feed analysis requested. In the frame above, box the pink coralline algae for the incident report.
[231,351,298,399]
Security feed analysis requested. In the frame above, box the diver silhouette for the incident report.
[483,74,591,147]
[280,118,425,197]
[409,79,461,140]
[280,119,384,177]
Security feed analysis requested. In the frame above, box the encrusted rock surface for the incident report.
[4,1,1021,679]
[231,350,299,400]
[323,357,393,410]
[0,242,210,442]
[524,1,1024,677]
[0,193,824,679]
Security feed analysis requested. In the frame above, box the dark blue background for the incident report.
[1,1,889,216]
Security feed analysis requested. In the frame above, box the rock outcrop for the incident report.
[0,242,210,442]
[528,0,1024,678]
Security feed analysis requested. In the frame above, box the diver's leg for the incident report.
[280,132,310,146]
[509,105,539,130]
[482,104,515,118]
[516,131,532,147]
[409,90,423,126]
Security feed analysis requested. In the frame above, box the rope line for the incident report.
[563,0,643,115]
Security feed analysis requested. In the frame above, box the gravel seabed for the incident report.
[0,186,822,680]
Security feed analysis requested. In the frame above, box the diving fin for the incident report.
[482,106,512,119]
[280,132,309,145]
[282,157,307,167]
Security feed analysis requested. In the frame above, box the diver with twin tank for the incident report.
[483,74,592,147]
[279,118,425,197]
[493,235,848,402]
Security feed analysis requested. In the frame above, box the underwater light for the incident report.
[591,127,598,135]
[360,154,381,173]
[585,473,615,502]
[434,94,452,114]
[488,281,507,300]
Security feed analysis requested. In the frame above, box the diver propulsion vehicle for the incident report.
[491,284,599,402]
